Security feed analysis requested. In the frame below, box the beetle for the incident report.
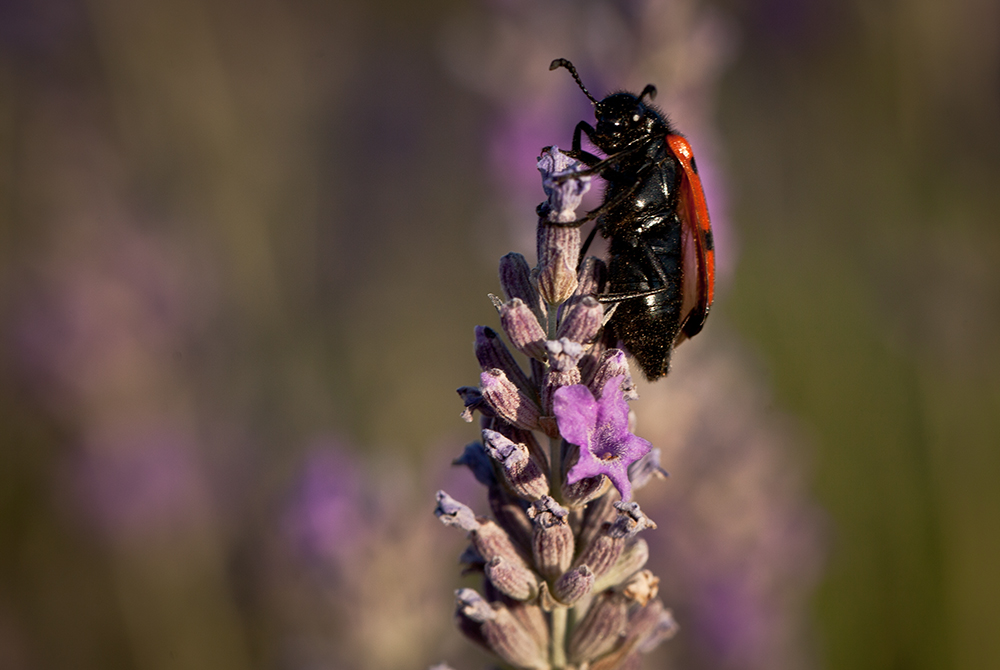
[549,58,715,380]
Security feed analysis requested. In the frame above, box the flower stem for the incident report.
[550,606,567,669]
[550,434,564,505]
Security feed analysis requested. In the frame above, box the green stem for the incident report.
[550,435,563,505]
[550,606,567,669]
[547,301,559,339]
[546,301,568,666]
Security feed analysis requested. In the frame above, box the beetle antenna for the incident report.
[639,84,657,102]
[550,58,598,105]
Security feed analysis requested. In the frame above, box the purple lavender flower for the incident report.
[64,426,205,540]
[554,375,652,502]
[284,445,368,568]
[436,147,670,669]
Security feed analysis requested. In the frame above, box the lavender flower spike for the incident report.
[438,130,677,669]
[554,375,652,502]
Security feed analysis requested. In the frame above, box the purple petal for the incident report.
[594,375,630,436]
[565,449,609,487]
[552,384,597,447]
[601,458,634,503]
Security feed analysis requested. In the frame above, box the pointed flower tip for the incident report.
[435,490,480,532]
[553,375,652,502]
[537,147,592,223]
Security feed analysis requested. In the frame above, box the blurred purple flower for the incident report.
[283,444,369,568]
[638,341,825,670]
[10,228,201,414]
[489,106,567,200]
[694,575,771,665]
[66,427,205,540]
[554,374,651,501]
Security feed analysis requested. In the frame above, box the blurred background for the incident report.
[1,0,998,669]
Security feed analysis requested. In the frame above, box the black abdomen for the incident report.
[605,215,684,379]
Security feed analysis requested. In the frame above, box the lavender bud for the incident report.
[621,569,660,607]
[560,442,611,506]
[530,356,546,386]
[633,602,678,653]
[609,501,657,538]
[578,342,607,389]
[589,651,641,670]
[552,564,594,605]
[541,339,584,415]
[499,252,546,321]
[546,338,584,372]
[527,496,574,580]
[486,555,539,601]
[556,296,603,344]
[499,299,548,361]
[453,441,497,487]
[484,580,551,653]
[470,518,534,571]
[459,545,485,572]
[536,147,592,305]
[593,538,650,593]
[598,599,677,661]
[561,473,610,507]
[480,368,541,431]
[541,371,582,419]
[535,223,580,306]
[574,256,607,299]
[439,496,536,588]
[508,599,550,654]
[578,492,618,551]
[573,503,656,581]
[482,429,549,501]
[538,147,591,223]
[573,522,626,580]
[475,326,532,393]
[457,385,494,422]
[456,588,495,622]
[487,486,534,554]
[455,589,550,669]
[490,422,549,471]
[568,590,629,663]
[435,491,480,533]
[537,416,561,440]
[588,348,638,401]
[627,448,667,492]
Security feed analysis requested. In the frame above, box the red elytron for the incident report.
[667,134,715,344]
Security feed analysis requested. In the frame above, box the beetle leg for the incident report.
[545,173,645,231]
[570,121,600,161]
[597,239,676,302]
[578,223,600,264]
[597,286,672,303]
[553,138,648,184]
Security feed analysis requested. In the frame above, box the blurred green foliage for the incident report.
[721,1,1000,668]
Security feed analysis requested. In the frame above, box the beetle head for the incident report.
[550,59,666,154]
[593,89,663,152]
